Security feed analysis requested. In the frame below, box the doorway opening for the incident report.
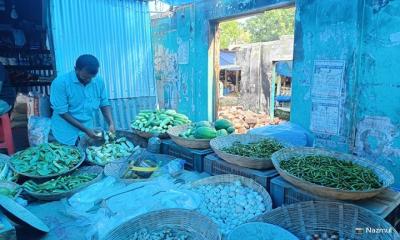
[214,6,295,134]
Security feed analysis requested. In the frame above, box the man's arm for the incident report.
[100,106,114,132]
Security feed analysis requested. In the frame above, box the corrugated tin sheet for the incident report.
[94,97,157,130]
[50,0,156,99]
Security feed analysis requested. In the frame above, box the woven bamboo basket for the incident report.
[168,125,211,149]
[23,166,103,201]
[271,147,395,200]
[8,147,85,179]
[210,134,285,170]
[103,209,221,240]
[254,201,400,240]
[190,174,273,212]
[0,181,22,200]
[132,129,169,139]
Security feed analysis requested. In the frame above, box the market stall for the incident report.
[0,108,398,240]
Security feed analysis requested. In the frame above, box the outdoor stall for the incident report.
[0,0,399,239]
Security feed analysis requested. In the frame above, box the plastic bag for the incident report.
[152,158,186,178]
[28,116,51,146]
[248,122,314,147]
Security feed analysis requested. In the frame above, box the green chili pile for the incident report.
[280,155,382,191]
[23,173,96,194]
[222,139,284,158]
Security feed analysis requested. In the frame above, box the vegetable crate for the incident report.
[204,154,279,192]
[270,176,400,230]
[160,140,213,172]
[0,212,16,240]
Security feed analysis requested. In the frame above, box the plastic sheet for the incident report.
[27,116,51,146]
[248,122,314,147]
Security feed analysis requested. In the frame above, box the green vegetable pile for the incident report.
[222,139,284,158]
[86,135,136,165]
[0,187,18,198]
[131,109,191,135]
[10,143,82,176]
[0,161,17,182]
[179,119,235,140]
[23,173,97,194]
[280,155,382,191]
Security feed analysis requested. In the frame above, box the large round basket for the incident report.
[253,201,399,240]
[167,125,211,149]
[23,166,103,201]
[132,129,169,139]
[190,174,272,212]
[271,147,394,200]
[210,134,285,170]
[8,147,85,179]
[103,208,221,240]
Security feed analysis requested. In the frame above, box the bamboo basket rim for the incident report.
[253,201,400,240]
[23,166,103,201]
[271,147,394,194]
[8,146,85,179]
[103,208,222,240]
[227,222,299,240]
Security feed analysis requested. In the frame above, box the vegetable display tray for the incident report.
[271,147,395,201]
[8,148,86,179]
[210,134,286,170]
[161,140,213,172]
[103,209,221,240]
[167,125,211,149]
[23,166,103,201]
[204,154,279,191]
[132,129,169,139]
[270,176,400,230]
[254,201,400,240]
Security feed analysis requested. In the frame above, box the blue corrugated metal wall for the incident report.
[50,0,155,99]
[49,0,157,130]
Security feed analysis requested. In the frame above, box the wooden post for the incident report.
[270,63,276,120]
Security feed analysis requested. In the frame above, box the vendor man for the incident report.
[50,54,114,146]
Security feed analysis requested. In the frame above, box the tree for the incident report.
[219,21,251,49]
[244,8,295,43]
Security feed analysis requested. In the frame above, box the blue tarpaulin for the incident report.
[220,50,236,66]
[276,60,293,78]
[276,96,291,103]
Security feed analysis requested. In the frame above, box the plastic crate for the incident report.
[270,176,400,229]
[204,154,279,191]
[160,140,213,172]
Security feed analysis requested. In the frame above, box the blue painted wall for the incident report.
[152,0,400,188]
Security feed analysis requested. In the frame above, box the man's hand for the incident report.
[85,129,103,140]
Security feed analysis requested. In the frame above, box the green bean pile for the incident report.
[222,139,284,159]
[23,174,96,194]
[280,155,382,191]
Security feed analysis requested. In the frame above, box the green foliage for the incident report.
[219,21,251,49]
[244,8,295,42]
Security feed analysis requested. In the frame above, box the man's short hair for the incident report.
[75,54,99,74]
